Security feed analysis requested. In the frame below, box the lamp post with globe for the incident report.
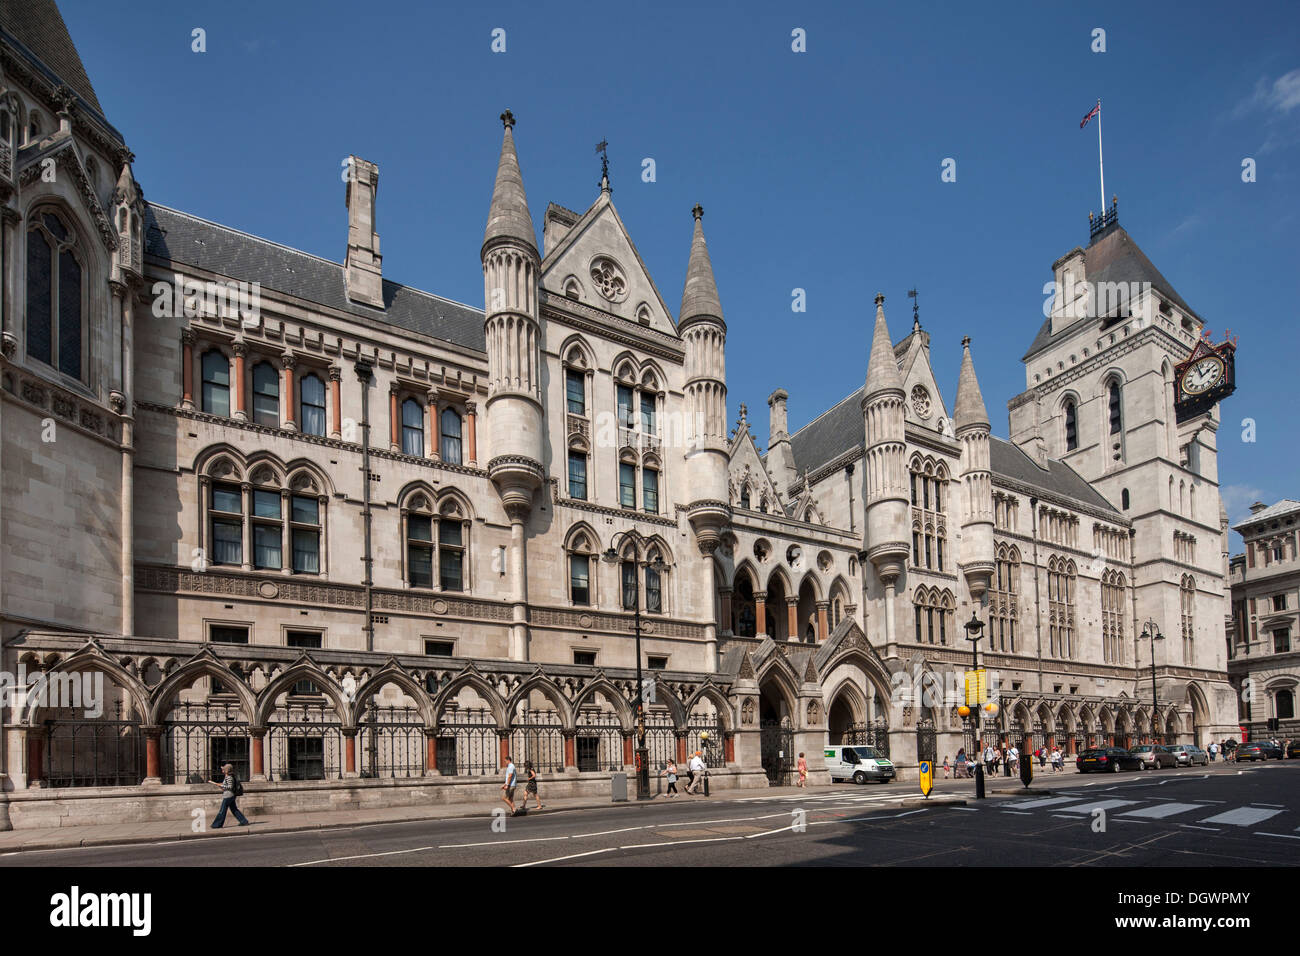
[962,612,1000,799]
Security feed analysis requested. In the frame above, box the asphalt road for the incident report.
[4,762,1297,867]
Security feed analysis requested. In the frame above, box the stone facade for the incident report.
[1226,500,1300,741]
[0,2,1242,828]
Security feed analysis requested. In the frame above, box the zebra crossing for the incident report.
[733,788,908,806]
[997,792,1295,831]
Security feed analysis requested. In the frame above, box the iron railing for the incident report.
[41,701,146,788]
[359,704,425,778]
[161,700,250,784]
[434,706,499,776]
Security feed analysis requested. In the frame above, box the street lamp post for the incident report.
[963,612,987,800]
[603,531,668,801]
[1140,620,1164,744]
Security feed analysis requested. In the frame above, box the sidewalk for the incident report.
[0,783,841,854]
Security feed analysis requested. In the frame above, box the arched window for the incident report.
[621,558,637,610]
[1121,488,1130,510]
[201,350,231,416]
[406,497,434,588]
[28,111,41,144]
[1101,570,1126,663]
[1108,380,1123,435]
[568,532,595,606]
[209,480,243,565]
[300,374,326,436]
[740,485,751,510]
[565,366,586,415]
[1278,689,1295,721]
[567,445,588,500]
[645,547,664,613]
[642,465,660,515]
[401,398,424,456]
[404,493,468,590]
[1180,575,1196,664]
[290,490,321,573]
[250,360,279,426]
[1064,399,1078,451]
[440,407,463,464]
[250,471,283,570]
[438,500,466,590]
[992,545,1020,653]
[26,209,85,379]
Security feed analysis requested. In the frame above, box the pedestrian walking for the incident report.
[1037,747,1046,769]
[942,755,950,779]
[796,752,808,788]
[686,751,707,795]
[1208,741,1218,763]
[1008,744,1019,774]
[661,760,679,795]
[1051,747,1063,772]
[210,762,249,829]
[501,754,518,815]
[955,749,967,778]
[520,760,543,812]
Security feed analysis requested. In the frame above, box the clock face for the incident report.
[1182,355,1225,395]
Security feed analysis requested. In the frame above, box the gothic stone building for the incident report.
[0,1,1239,827]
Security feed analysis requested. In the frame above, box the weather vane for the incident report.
[596,138,609,186]
[907,288,920,327]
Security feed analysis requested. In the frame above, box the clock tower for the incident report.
[1008,203,1240,742]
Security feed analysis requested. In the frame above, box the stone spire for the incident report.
[953,335,990,431]
[864,294,903,398]
[679,205,724,326]
[482,109,537,256]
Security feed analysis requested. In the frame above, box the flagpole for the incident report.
[1097,99,1105,213]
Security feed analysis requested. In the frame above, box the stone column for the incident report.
[622,734,634,768]
[506,502,531,662]
[388,384,399,450]
[280,352,297,431]
[280,488,292,575]
[426,389,440,460]
[786,597,799,642]
[724,734,735,764]
[676,733,688,765]
[27,729,44,786]
[816,601,829,641]
[0,208,20,359]
[719,588,733,635]
[144,727,161,784]
[343,729,358,777]
[425,729,438,775]
[563,733,576,772]
[239,482,252,571]
[465,401,478,467]
[499,733,511,769]
[755,591,768,639]
[328,365,342,438]
[232,340,248,420]
[250,728,267,781]
[180,328,195,409]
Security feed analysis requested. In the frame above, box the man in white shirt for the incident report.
[501,755,518,814]
[686,751,707,795]
[1008,745,1019,771]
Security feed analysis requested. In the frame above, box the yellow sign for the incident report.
[919,760,933,798]
[964,669,988,706]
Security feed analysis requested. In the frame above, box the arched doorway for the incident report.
[759,677,794,786]
[828,692,858,745]
[733,573,757,638]
[766,575,790,641]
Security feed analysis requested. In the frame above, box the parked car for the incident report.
[1235,740,1283,761]
[1287,740,1300,759]
[1130,744,1179,769]
[1076,747,1145,773]
[1164,744,1209,767]
[824,745,896,784]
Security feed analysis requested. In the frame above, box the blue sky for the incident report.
[62,0,1299,547]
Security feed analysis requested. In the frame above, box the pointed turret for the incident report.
[680,205,724,327]
[680,205,730,673]
[954,336,990,431]
[859,294,909,648]
[864,294,904,398]
[482,109,537,256]
[955,336,994,599]
[481,110,543,664]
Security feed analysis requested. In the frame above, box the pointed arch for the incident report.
[571,677,635,731]
[563,520,602,553]
[396,479,439,512]
[731,558,761,591]
[283,457,337,498]
[147,651,258,724]
[350,661,436,726]
[683,682,734,732]
[558,332,596,371]
[505,673,573,728]
[255,660,350,726]
[433,670,507,726]
[22,642,152,726]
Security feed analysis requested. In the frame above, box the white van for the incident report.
[824,745,895,784]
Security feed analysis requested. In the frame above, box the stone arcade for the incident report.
[0,1,1239,828]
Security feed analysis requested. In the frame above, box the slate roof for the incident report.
[786,389,1120,516]
[144,204,486,352]
[1233,499,1300,532]
[988,437,1119,515]
[1023,222,1200,360]
[1,0,108,120]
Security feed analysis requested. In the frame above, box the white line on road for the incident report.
[289,845,438,866]
[1180,824,1221,832]
[1255,832,1300,840]
[511,847,619,867]
[1116,803,1205,819]
[1200,807,1283,827]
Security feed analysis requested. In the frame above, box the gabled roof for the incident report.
[787,386,864,477]
[144,204,485,352]
[1,0,106,118]
[1024,222,1200,360]
[989,437,1119,515]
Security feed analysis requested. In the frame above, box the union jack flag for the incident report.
[1080,102,1100,128]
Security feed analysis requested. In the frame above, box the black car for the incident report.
[1076,747,1144,773]
[1287,740,1300,759]
[1235,740,1283,761]
[1130,744,1179,769]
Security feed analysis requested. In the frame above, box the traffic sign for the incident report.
[919,760,933,798]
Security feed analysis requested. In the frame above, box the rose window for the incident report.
[590,257,628,302]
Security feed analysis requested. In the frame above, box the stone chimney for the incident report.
[1248,501,1268,514]
[344,156,383,308]
[767,388,796,493]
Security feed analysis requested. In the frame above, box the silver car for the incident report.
[1164,744,1209,767]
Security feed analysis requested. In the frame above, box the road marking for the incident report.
[1003,796,1086,809]
[1116,803,1204,820]
[1251,803,1284,808]
[1053,799,1140,814]
[512,847,619,867]
[1200,807,1283,827]
[1180,824,1220,832]
[1255,832,1300,841]
[289,844,438,866]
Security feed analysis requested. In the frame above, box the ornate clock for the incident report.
[1173,334,1237,423]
